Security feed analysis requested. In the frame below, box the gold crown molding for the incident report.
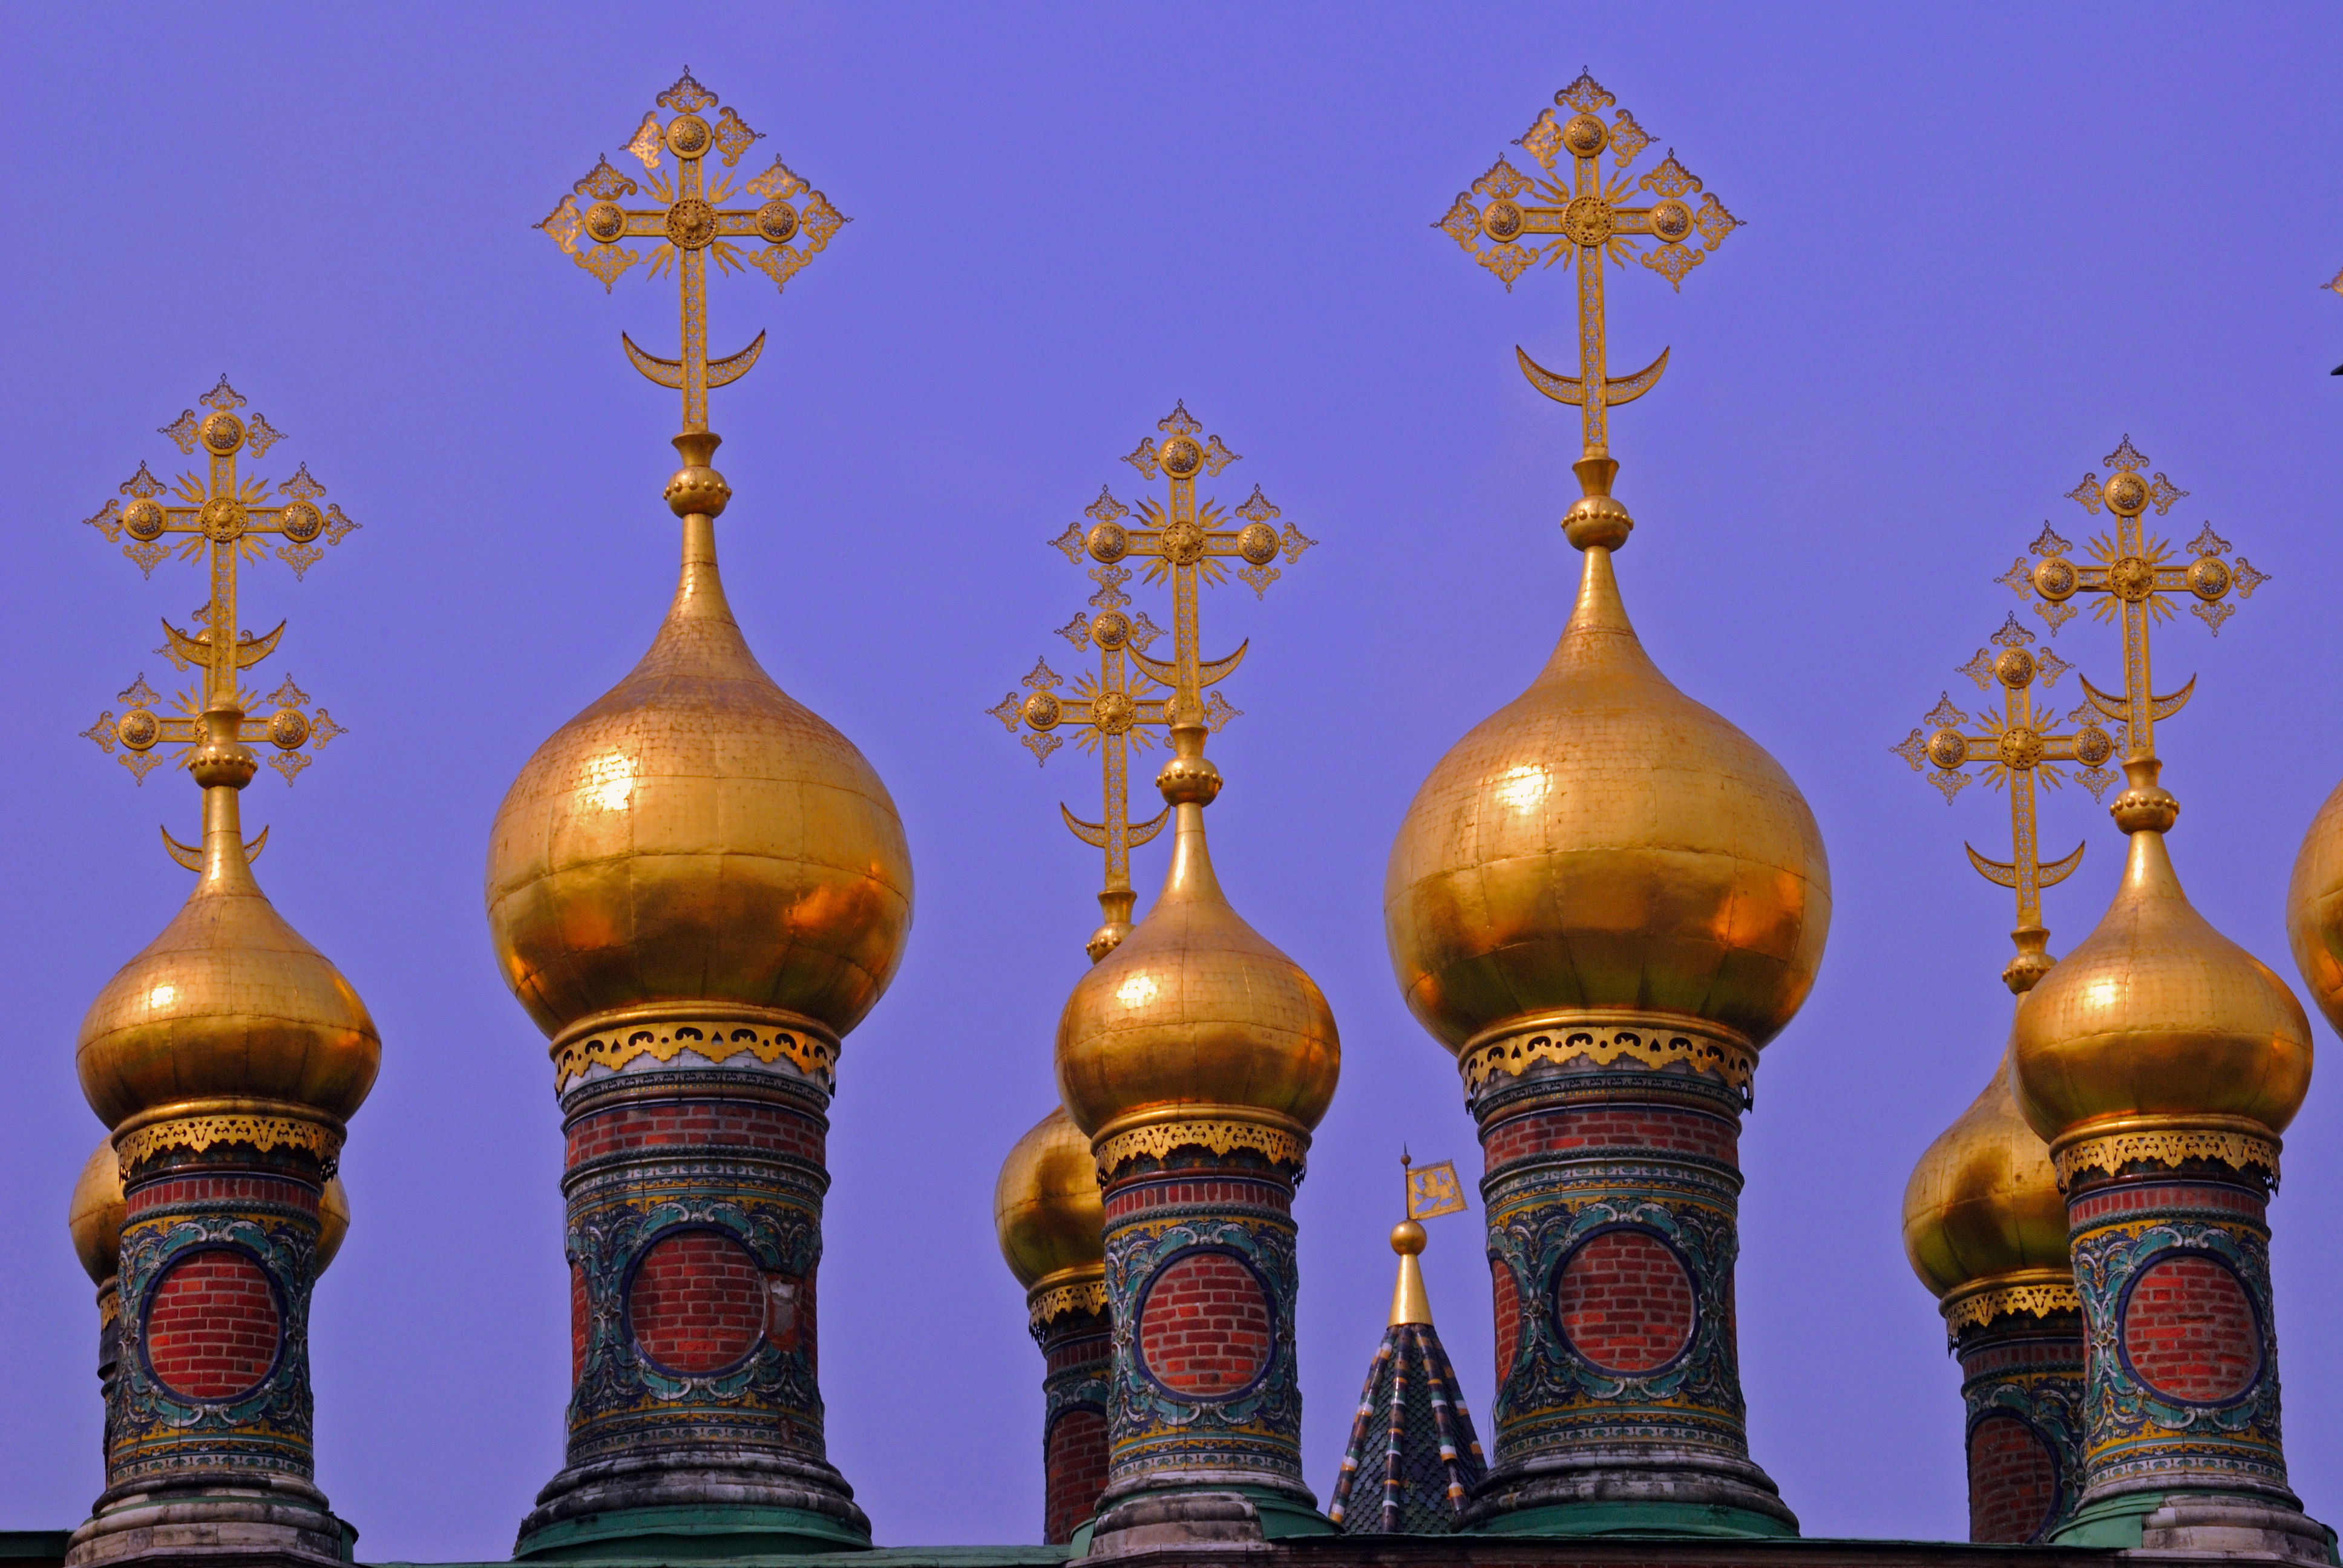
[1460,1010,1756,1098]
[549,1005,841,1094]
[2053,1123,2280,1189]
[1941,1273,2080,1339]
[1029,1278,1110,1328]
[116,1111,341,1173]
[1092,1110,1310,1180]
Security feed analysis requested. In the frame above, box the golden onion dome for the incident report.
[485,487,913,1044]
[68,1136,125,1285]
[2016,822,2311,1146]
[78,805,379,1131]
[994,1106,1103,1293]
[1057,733,1339,1144]
[2284,777,2343,1036]
[1384,540,1829,1054]
[316,1174,350,1275]
[1902,1033,2068,1302]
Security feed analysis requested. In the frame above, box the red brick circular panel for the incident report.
[145,1248,281,1400]
[1967,1414,2059,1543]
[628,1229,767,1374]
[1137,1249,1272,1397]
[1553,1228,1696,1374]
[2122,1252,2261,1405]
[1492,1255,1522,1380]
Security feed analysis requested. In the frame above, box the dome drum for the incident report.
[547,1001,842,1099]
[1458,1008,1758,1114]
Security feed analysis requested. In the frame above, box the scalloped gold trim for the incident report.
[2054,1126,2279,1187]
[1941,1278,2080,1338]
[1460,1011,1756,1097]
[116,1113,339,1171]
[551,1016,838,1093]
[1093,1117,1309,1178]
[1029,1278,1110,1327]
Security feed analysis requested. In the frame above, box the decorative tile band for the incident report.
[116,1113,339,1173]
[550,1010,841,1094]
[1093,1116,1309,1180]
[2054,1126,2279,1189]
[1030,1277,1110,1328]
[1460,1011,1757,1102]
[1944,1277,2082,1339]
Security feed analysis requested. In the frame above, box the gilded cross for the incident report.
[1436,71,1742,463]
[78,377,350,812]
[1055,403,1315,720]
[537,68,849,434]
[1892,614,2119,992]
[1997,437,2266,769]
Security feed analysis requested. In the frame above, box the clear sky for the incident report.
[4,4,2341,1560]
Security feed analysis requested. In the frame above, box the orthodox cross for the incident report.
[79,377,351,829]
[1997,436,2266,769]
[537,67,848,434]
[988,585,1179,961]
[1892,614,2119,993]
[1436,71,1742,463]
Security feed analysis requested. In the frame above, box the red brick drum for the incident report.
[1138,1249,1273,1397]
[2121,1253,2262,1405]
[1553,1228,1696,1374]
[1045,1408,1110,1544]
[1493,1255,1521,1385]
[145,1248,281,1401]
[629,1229,770,1374]
[1967,1413,2059,1543]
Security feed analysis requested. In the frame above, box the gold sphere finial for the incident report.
[2002,927,2055,995]
[1561,456,1633,552]
[1155,716,1222,808]
[1389,1219,1427,1256]
[664,430,732,519]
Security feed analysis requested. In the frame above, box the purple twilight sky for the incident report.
[4,4,2342,1560]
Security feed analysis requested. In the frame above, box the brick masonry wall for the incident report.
[2122,1253,2261,1403]
[1968,1413,2059,1543]
[566,1099,826,1165]
[629,1229,770,1374]
[1044,1407,1110,1544]
[1481,1103,1739,1170]
[1103,1174,1291,1224]
[144,1247,281,1400]
[1553,1228,1696,1374]
[1139,1250,1272,1396]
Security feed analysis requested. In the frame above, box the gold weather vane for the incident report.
[1437,70,1742,465]
[79,377,352,857]
[537,67,850,434]
[989,403,1316,956]
[1403,1152,1467,1222]
[1997,437,2264,771]
[1892,613,2117,992]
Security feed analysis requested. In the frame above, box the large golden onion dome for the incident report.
[485,467,913,1047]
[1384,537,1829,1054]
[77,784,379,1131]
[994,1106,1103,1295]
[2016,812,2311,1146]
[1057,730,1339,1149]
[2284,778,2343,1036]
[1902,1034,2068,1305]
[68,1137,125,1285]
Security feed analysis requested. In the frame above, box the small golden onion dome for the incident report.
[485,492,913,1043]
[1057,745,1339,1144]
[1902,1034,2068,1302]
[316,1174,350,1275]
[993,1106,1103,1293]
[2284,778,2343,1036]
[77,815,379,1130]
[68,1137,125,1285]
[1384,543,1830,1054]
[2016,826,2311,1145]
